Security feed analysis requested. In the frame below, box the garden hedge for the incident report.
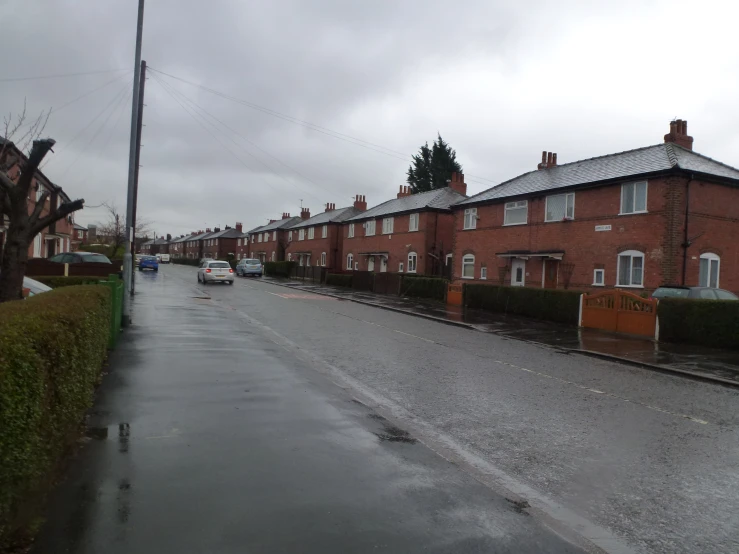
[0,286,111,549]
[326,273,353,287]
[264,261,296,277]
[171,258,200,266]
[464,284,581,325]
[399,276,447,301]
[658,298,739,349]
[34,276,103,288]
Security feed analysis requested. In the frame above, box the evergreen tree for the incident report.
[406,134,462,193]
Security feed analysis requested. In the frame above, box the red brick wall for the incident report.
[284,224,342,268]
[451,177,689,291]
[250,229,288,262]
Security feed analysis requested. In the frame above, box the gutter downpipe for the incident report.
[681,174,694,285]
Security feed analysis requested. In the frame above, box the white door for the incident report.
[367,256,375,272]
[511,259,525,286]
[380,257,387,272]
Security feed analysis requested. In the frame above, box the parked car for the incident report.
[159,253,171,264]
[135,254,144,266]
[197,260,234,285]
[236,258,263,277]
[24,276,52,297]
[139,255,159,272]
[48,252,112,264]
[651,286,738,300]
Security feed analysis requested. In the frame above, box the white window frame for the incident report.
[322,225,328,238]
[271,251,276,261]
[298,229,305,241]
[382,217,394,235]
[237,239,241,246]
[398,262,404,272]
[320,252,326,266]
[354,262,359,270]
[480,267,487,280]
[593,269,605,286]
[308,227,315,239]
[699,252,720,288]
[407,252,417,273]
[365,220,376,236]
[408,213,419,232]
[287,253,292,261]
[620,181,648,215]
[511,259,526,286]
[616,250,645,288]
[346,254,353,270]
[288,231,293,241]
[258,234,262,243]
[273,231,277,241]
[545,193,575,222]
[504,200,528,226]
[348,223,354,238]
[461,254,475,279]
[463,208,477,230]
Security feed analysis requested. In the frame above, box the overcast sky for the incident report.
[2,0,737,237]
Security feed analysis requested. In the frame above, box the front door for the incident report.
[511,259,525,287]
[543,260,558,288]
[368,256,375,272]
[380,257,387,272]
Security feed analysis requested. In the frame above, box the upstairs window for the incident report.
[365,220,376,236]
[409,213,419,232]
[617,250,644,287]
[322,225,328,238]
[288,231,293,241]
[621,181,648,214]
[237,239,241,247]
[298,229,305,241]
[348,223,355,238]
[545,193,575,222]
[699,253,720,288]
[382,217,394,234]
[308,227,315,239]
[504,200,528,226]
[273,231,277,241]
[463,208,477,230]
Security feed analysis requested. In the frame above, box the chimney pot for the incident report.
[552,153,558,165]
[541,151,547,163]
[664,118,693,150]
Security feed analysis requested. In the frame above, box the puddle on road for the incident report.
[506,497,531,515]
[86,426,109,440]
[374,424,418,444]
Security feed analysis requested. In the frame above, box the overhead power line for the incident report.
[0,68,129,83]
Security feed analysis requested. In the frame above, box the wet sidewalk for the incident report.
[264,277,739,386]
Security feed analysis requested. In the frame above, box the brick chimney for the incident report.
[300,207,311,220]
[397,185,412,199]
[206,228,211,233]
[214,227,221,233]
[324,202,336,212]
[269,219,277,224]
[166,234,172,241]
[664,119,693,150]
[282,212,291,219]
[537,151,558,170]
[235,222,243,232]
[447,172,467,195]
[353,195,367,211]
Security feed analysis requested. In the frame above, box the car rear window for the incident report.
[716,290,738,300]
[209,262,231,268]
[652,287,690,298]
[142,256,157,261]
[81,254,111,263]
[246,259,260,264]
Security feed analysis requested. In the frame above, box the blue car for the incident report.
[139,255,159,272]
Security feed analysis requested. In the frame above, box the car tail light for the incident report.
[229,269,234,273]
[205,268,212,273]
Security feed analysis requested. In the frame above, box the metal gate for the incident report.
[581,289,657,338]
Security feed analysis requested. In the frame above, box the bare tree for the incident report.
[0,109,85,302]
[95,202,152,258]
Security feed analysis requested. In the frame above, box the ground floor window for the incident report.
[617,250,644,287]
[398,262,404,272]
[699,253,720,288]
[462,255,475,279]
[593,268,605,286]
[272,251,276,262]
[480,266,487,280]
[321,252,326,266]
[346,253,353,270]
[407,252,417,273]
[288,253,292,261]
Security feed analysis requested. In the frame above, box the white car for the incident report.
[197,260,234,285]
[159,253,171,264]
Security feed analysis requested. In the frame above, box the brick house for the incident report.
[452,120,739,293]
[247,214,302,263]
[0,137,77,261]
[285,202,365,268]
[71,223,88,251]
[235,226,259,260]
[184,229,210,260]
[343,176,467,275]
[169,234,192,259]
[201,224,244,260]
[141,236,170,256]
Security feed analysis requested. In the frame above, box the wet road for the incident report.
[32,267,592,554]
[149,264,739,554]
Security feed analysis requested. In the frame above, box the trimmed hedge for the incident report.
[326,273,353,287]
[0,286,111,549]
[34,276,103,289]
[658,299,739,349]
[264,261,296,277]
[465,284,581,325]
[399,276,447,301]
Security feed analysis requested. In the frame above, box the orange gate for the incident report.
[581,289,657,338]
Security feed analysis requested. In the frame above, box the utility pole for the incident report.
[131,59,146,296]
[123,0,145,324]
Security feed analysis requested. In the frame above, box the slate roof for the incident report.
[458,143,739,206]
[203,228,243,239]
[346,187,467,222]
[73,223,87,231]
[171,234,194,244]
[288,207,363,229]
[250,217,302,234]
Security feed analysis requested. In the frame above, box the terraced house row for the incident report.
[151,120,739,293]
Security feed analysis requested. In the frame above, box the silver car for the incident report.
[236,258,263,277]
[197,260,234,285]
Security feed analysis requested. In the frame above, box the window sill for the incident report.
[461,276,474,280]
[592,283,605,287]
[615,284,644,289]
[407,270,417,274]
[503,222,527,227]
[618,211,648,216]
[545,219,574,223]
[462,227,477,231]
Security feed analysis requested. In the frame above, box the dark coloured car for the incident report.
[651,286,738,300]
[48,252,112,264]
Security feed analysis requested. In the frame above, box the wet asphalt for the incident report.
[138,264,739,554]
[31,266,593,554]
